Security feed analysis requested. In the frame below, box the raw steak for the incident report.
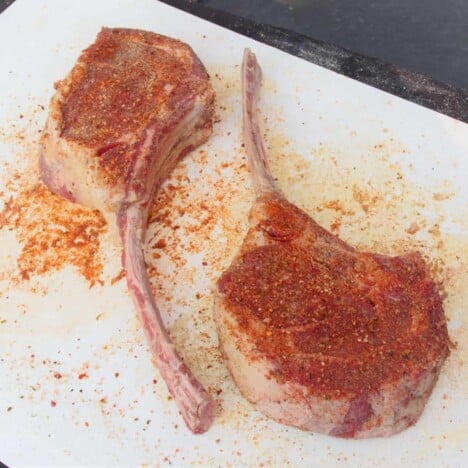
[40,28,216,433]
[213,49,450,438]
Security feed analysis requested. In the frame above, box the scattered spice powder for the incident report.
[406,222,420,235]
[0,183,107,286]
[110,269,125,285]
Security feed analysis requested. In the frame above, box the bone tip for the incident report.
[243,48,256,65]
[243,48,262,81]
[188,395,217,434]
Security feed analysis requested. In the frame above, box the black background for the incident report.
[197,0,468,90]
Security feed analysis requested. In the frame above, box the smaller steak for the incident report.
[40,28,216,433]
[213,49,450,438]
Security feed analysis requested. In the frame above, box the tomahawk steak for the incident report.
[40,28,216,433]
[213,49,450,438]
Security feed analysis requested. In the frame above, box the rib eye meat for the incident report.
[40,28,216,433]
[213,49,450,438]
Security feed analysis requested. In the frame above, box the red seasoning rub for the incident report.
[218,197,448,398]
[57,28,214,187]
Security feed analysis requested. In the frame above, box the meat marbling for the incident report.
[213,49,450,438]
[40,28,216,433]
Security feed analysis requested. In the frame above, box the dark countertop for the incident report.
[198,0,468,91]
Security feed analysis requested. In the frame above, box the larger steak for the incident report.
[40,28,216,433]
[213,50,450,438]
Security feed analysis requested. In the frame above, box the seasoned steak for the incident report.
[213,49,449,438]
[40,27,216,433]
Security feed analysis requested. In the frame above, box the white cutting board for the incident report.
[0,0,467,466]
